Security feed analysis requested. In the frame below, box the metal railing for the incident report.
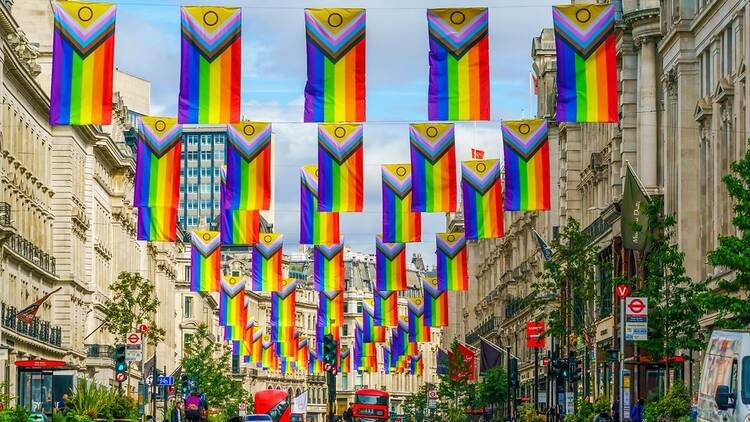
[1,0,12,12]
[1,303,63,347]
[0,202,10,226]
[86,344,113,359]
[6,234,56,275]
[584,216,609,242]
[465,316,500,345]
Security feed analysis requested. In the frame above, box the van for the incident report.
[698,331,750,421]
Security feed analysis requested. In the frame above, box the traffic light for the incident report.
[113,345,127,383]
[322,334,338,370]
[552,354,568,380]
[569,352,582,383]
[508,357,518,388]
[181,374,192,396]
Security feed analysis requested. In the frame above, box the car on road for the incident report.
[697,330,750,421]
[243,416,273,422]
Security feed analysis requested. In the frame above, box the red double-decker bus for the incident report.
[353,389,389,421]
[253,390,290,422]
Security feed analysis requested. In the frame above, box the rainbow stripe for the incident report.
[300,165,341,245]
[461,159,505,240]
[382,164,421,243]
[261,336,277,370]
[318,124,364,212]
[411,354,424,376]
[50,2,116,126]
[354,321,378,372]
[190,230,221,292]
[224,325,243,342]
[179,6,241,124]
[423,277,449,327]
[362,301,386,343]
[409,123,457,212]
[276,329,299,359]
[373,290,399,327]
[220,209,259,245]
[502,119,551,211]
[375,236,407,291]
[251,233,283,291]
[219,276,246,328]
[314,242,345,291]
[134,117,182,241]
[297,339,309,372]
[382,345,392,374]
[223,122,272,210]
[241,319,256,357]
[304,8,366,122]
[309,351,323,375]
[436,232,468,291]
[317,290,344,330]
[408,298,431,343]
[249,330,263,366]
[340,349,351,373]
[427,8,490,121]
[137,207,178,243]
[271,280,297,342]
[553,4,617,123]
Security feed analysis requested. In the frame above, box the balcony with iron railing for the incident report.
[5,233,56,275]
[0,202,10,226]
[465,316,500,345]
[1,0,12,12]
[1,302,62,348]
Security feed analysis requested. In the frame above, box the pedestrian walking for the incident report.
[185,390,205,422]
[343,403,354,422]
[171,401,184,422]
[630,399,644,422]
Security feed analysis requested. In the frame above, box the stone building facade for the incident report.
[441,0,750,408]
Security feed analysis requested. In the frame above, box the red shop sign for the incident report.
[15,360,66,368]
[526,321,546,349]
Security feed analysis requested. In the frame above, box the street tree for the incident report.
[181,324,247,418]
[634,198,705,389]
[701,141,750,329]
[436,341,479,422]
[478,366,507,417]
[101,272,165,345]
[402,383,433,422]
[531,218,603,350]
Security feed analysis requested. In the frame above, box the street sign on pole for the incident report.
[138,324,149,334]
[615,284,631,299]
[125,332,143,362]
[625,297,648,341]
[157,376,175,386]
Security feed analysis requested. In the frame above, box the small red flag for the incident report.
[449,342,476,382]
[471,149,485,159]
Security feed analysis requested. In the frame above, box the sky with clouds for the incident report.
[108,0,559,266]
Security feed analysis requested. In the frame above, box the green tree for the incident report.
[531,218,603,348]
[101,272,165,345]
[181,325,248,418]
[436,342,477,422]
[478,366,507,418]
[402,383,433,422]
[632,199,705,388]
[701,141,750,329]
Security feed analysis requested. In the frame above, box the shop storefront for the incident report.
[15,360,74,414]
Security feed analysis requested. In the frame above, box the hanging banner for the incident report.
[461,159,505,240]
[408,297,431,343]
[409,123,457,212]
[362,300,387,343]
[427,8,490,121]
[423,277,448,327]
[373,289,399,327]
[271,280,298,343]
[134,117,182,242]
[223,122,272,211]
[552,4,617,122]
[317,290,345,329]
[526,321,546,349]
[219,276,247,328]
[50,1,116,125]
[317,124,364,212]
[436,232,468,291]
[190,230,221,292]
[251,233,283,291]
[501,119,551,211]
[375,236,407,291]
[304,8,366,122]
[220,209,260,246]
[313,242,345,291]
[382,164,422,243]
[300,165,341,245]
[179,6,242,124]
